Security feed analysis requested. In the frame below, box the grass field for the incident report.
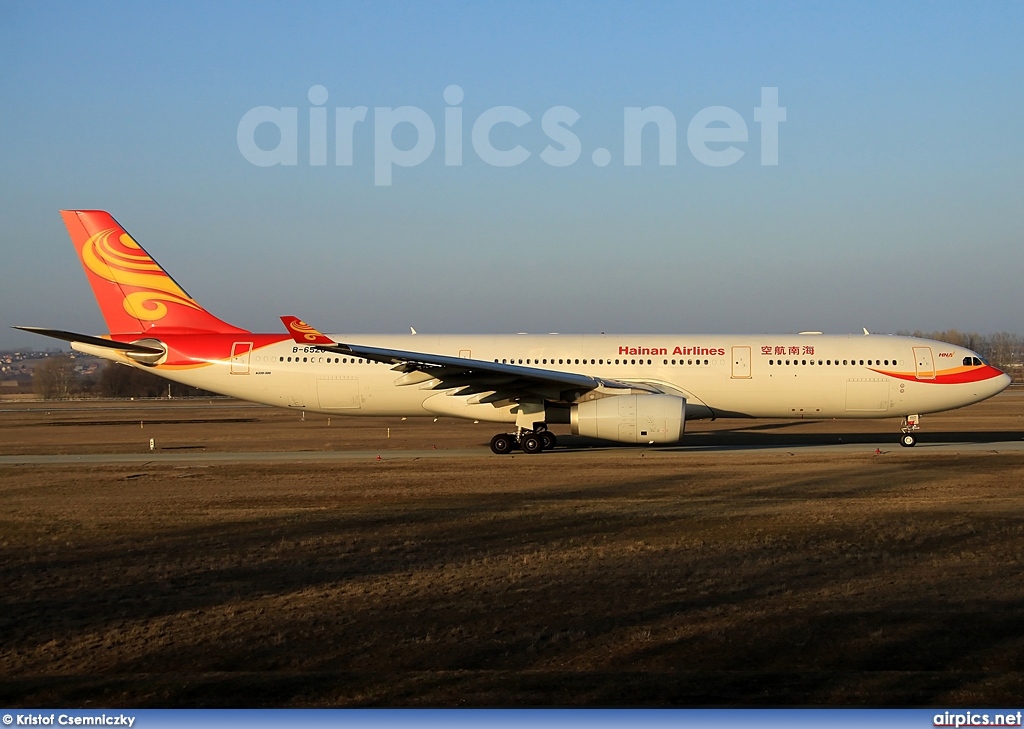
[2,393,1023,706]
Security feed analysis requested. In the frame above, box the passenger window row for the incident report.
[272,355,967,371]
[279,356,379,364]
[768,358,898,366]
[492,358,716,366]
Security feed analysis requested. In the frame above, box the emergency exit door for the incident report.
[731,346,751,378]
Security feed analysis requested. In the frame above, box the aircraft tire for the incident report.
[900,433,917,447]
[521,433,544,454]
[539,431,557,450]
[490,433,515,454]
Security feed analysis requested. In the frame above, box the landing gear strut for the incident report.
[900,414,920,447]
[489,427,557,454]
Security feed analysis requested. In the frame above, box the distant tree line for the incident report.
[33,358,217,399]
[32,356,78,399]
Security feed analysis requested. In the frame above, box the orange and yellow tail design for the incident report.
[62,210,247,335]
[280,316,336,345]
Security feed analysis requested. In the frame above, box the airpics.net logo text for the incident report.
[236,85,786,186]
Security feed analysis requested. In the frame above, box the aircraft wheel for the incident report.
[539,431,557,450]
[900,433,917,448]
[521,433,544,454]
[490,433,515,454]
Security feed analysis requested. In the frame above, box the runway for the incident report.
[3,437,1024,465]
[1,391,1022,464]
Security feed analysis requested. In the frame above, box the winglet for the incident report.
[280,316,336,345]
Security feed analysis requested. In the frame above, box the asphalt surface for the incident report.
[3,438,1023,465]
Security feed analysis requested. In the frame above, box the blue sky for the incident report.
[2,1,1022,347]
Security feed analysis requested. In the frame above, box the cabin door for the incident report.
[912,346,936,380]
[230,342,253,374]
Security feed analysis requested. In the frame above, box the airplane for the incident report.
[15,210,1012,454]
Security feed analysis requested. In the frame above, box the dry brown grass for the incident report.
[1,394,1023,705]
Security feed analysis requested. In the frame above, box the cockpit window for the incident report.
[973,357,984,366]
[963,356,972,366]
[965,356,985,366]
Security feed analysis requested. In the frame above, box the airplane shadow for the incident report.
[554,430,1024,452]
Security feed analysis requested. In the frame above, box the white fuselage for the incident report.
[80,332,1011,424]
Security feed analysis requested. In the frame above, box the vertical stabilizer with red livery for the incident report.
[60,210,247,336]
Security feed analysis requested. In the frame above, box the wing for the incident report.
[279,316,659,404]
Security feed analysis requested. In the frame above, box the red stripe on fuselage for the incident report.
[107,333,291,367]
[871,365,1005,384]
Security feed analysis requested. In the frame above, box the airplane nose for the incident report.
[973,368,1013,400]
[985,371,1013,397]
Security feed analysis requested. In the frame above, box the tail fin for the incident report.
[61,210,247,335]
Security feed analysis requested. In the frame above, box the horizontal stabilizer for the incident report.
[12,326,166,354]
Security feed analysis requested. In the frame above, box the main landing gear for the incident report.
[900,414,921,447]
[490,428,557,454]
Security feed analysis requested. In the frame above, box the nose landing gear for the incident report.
[900,414,920,447]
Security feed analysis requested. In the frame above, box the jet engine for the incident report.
[571,394,685,444]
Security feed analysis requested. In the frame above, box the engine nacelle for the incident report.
[571,394,686,444]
